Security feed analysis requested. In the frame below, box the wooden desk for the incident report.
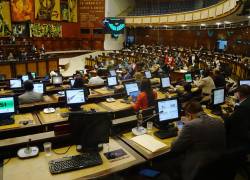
[93,87,114,96]
[0,90,13,96]
[46,85,70,93]
[120,127,176,160]
[99,99,132,112]
[81,103,109,112]
[3,138,145,180]
[0,113,40,132]
[203,108,223,121]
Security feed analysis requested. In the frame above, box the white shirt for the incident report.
[88,76,104,85]
[194,76,215,95]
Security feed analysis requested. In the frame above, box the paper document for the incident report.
[131,134,167,152]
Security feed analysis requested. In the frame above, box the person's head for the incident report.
[184,101,203,121]
[140,78,155,106]
[73,76,84,88]
[234,85,250,102]
[213,69,220,76]
[203,70,210,78]
[27,72,33,80]
[23,80,34,92]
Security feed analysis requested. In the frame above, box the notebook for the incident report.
[131,134,167,152]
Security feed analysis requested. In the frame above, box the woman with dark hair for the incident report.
[133,78,157,111]
[73,76,84,88]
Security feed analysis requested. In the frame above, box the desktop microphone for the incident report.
[131,110,163,136]
[17,139,39,159]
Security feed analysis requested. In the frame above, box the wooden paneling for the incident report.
[48,59,58,72]
[37,61,47,77]
[27,62,37,73]
[15,63,26,76]
[0,64,12,79]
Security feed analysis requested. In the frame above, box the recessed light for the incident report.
[216,22,221,25]
[181,24,186,27]
[224,21,231,24]
[201,23,206,26]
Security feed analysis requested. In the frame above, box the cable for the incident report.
[52,145,72,155]
[0,158,11,167]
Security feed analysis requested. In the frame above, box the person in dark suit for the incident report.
[224,85,250,153]
[170,101,226,180]
[213,69,226,88]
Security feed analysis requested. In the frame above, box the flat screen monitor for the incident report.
[107,76,118,87]
[65,89,86,106]
[184,73,193,83]
[22,75,29,82]
[33,83,45,94]
[69,111,111,151]
[217,40,227,51]
[31,72,36,79]
[52,76,63,85]
[10,79,22,89]
[161,77,171,88]
[125,82,139,96]
[145,71,152,79]
[109,70,116,77]
[70,79,75,87]
[156,98,181,126]
[239,80,250,86]
[0,96,15,115]
[212,88,225,106]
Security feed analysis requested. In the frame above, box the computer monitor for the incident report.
[10,79,22,89]
[31,72,36,79]
[155,98,181,128]
[52,76,63,86]
[160,77,171,88]
[33,83,45,94]
[22,75,29,82]
[212,88,225,106]
[69,111,111,151]
[124,82,140,101]
[184,73,193,83]
[239,80,250,86]
[0,96,16,125]
[107,76,118,87]
[0,74,5,81]
[145,71,152,79]
[109,70,116,77]
[70,79,75,87]
[65,89,86,110]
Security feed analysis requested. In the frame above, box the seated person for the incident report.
[72,76,84,88]
[19,80,44,105]
[194,70,215,102]
[213,69,226,88]
[133,78,157,111]
[88,70,104,85]
[121,69,132,80]
[179,83,196,103]
[170,101,225,180]
[224,85,250,154]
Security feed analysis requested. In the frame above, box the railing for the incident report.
[123,0,240,26]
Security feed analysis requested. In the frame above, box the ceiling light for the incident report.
[181,24,186,27]
[248,16,250,19]
[216,22,221,25]
[200,23,206,26]
[224,21,231,24]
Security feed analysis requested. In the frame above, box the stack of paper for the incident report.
[131,134,167,152]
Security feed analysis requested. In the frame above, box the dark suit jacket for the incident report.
[171,112,226,180]
[224,97,250,150]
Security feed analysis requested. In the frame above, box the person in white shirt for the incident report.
[88,70,104,85]
[194,70,215,102]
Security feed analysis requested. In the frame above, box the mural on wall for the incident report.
[11,0,34,22]
[30,23,62,37]
[60,1,68,21]
[0,0,12,36]
[68,0,77,22]
[12,22,30,37]
[35,0,61,21]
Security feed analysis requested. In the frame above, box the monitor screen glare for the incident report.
[66,89,85,105]
[185,73,192,83]
[53,76,63,85]
[70,79,75,87]
[10,79,22,88]
[145,71,152,79]
[22,75,29,82]
[161,77,171,88]
[213,88,225,105]
[125,83,139,96]
[110,70,116,76]
[107,76,117,86]
[33,83,44,94]
[158,99,179,122]
[240,80,250,86]
[0,97,15,114]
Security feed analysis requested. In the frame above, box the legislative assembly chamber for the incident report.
[0,0,250,180]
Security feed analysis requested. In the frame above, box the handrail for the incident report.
[122,0,241,26]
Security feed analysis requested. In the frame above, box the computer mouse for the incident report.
[90,108,96,112]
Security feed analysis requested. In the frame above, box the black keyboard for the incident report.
[154,127,178,139]
[49,152,103,174]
